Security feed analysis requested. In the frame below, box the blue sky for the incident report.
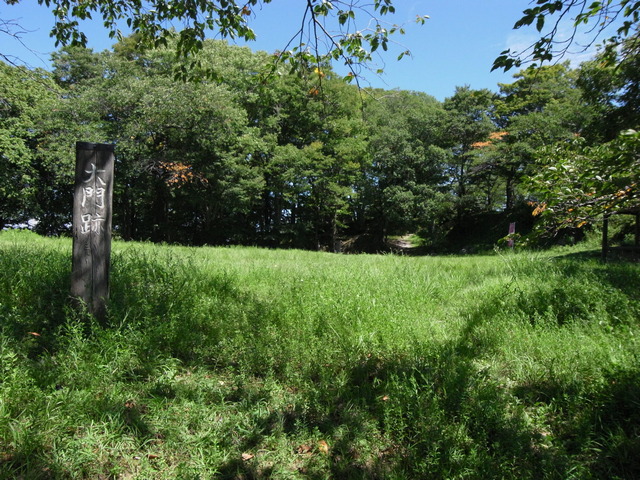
[0,1,618,100]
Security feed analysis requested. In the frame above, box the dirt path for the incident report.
[387,234,414,252]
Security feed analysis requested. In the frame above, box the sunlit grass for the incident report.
[1,230,639,478]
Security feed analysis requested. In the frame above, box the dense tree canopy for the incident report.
[3,34,619,251]
[526,32,640,236]
[1,0,639,250]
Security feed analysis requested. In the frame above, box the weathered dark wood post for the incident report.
[507,222,516,248]
[71,142,115,320]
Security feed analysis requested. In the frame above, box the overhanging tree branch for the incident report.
[3,0,423,82]
[493,0,640,71]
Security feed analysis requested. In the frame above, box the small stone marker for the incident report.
[508,222,516,248]
[71,142,115,320]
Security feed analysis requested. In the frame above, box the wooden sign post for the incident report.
[71,142,115,320]
[507,222,516,248]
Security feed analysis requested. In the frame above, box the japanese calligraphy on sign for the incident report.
[79,163,108,234]
[71,142,115,321]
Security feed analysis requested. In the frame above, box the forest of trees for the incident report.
[1,29,638,252]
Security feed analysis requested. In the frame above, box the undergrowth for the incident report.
[1,230,639,479]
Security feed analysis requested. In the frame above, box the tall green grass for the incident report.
[1,229,639,479]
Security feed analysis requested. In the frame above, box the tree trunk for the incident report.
[505,171,515,212]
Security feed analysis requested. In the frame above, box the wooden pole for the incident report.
[71,142,115,321]
[507,222,516,248]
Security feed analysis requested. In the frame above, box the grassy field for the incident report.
[1,229,639,479]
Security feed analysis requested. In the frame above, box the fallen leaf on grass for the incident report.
[296,444,312,455]
[241,452,254,461]
[27,332,40,337]
[381,395,390,401]
[318,440,329,454]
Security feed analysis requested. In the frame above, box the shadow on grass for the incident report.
[210,300,573,478]
[2,243,640,478]
[0,440,65,480]
[0,244,71,357]
[551,248,602,261]
[550,253,640,315]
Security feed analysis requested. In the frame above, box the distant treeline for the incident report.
[1,37,634,251]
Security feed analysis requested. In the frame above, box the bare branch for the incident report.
[0,15,45,67]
